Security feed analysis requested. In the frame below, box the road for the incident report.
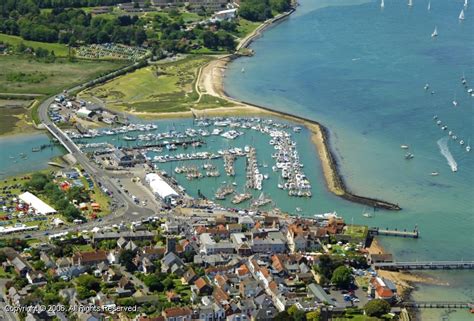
[2,62,157,240]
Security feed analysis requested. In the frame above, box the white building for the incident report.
[19,192,57,215]
[212,8,237,21]
[145,173,179,204]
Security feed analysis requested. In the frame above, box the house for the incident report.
[182,268,198,285]
[212,8,237,21]
[226,223,242,233]
[238,298,256,315]
[368,277,395,302]
[239,279,263,298]
[162,306,192,321]
[161,252,185,275]
[251,235,286,253]
[72,250,108,266]
[166,290,181,303]
[307,283,333,303]
[55,265,87,280]
[92,231,156,243]
[193,277,213,296]
[40,252,56,269]
[213,286,230,303]
[135,256,155,274]
[26,271,47,285]
[111,149,134,167]
[226,314,248,321]
[238,216,254,230]
[10,256,31,276]
[164,220,180,234]
[188,0,230,13]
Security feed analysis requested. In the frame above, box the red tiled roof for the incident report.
[194,277,208,290]
[163,307,192,317]
[72,250,107,264]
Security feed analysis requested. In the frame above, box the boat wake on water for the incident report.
[437,137,458,172]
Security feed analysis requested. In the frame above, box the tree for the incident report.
[76,274,101,292]
[274,311,290,321]
[364,299,391,317]
[119,249,137,272]
[306,310,320,321]
[270,0,291,13]
[67,186,90,203]
[202,31,219,49]
[288,305,306,321]
[239,0,273,21]
[26,173,49,191]
[143,274,164,292]
[331,266,353,289]
[134,29,146,46]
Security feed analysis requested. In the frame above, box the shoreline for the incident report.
[192,51,401,210]
[367,239,449,300]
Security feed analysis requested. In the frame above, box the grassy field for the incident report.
[79,56,235,114]
[0,55,127,96]
[343,225,369,241]
[0,33,70,57]
[236,19,262,38]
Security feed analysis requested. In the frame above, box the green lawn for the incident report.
[0,55,127,96]
[236,19,262,38]
[343,225,369,241]
[0,34,70,57]
[79,55,233,114]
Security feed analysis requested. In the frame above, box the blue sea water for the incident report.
[0,133,63,180]
[224,0,474,318]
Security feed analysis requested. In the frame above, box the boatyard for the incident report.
[62,117,317,213]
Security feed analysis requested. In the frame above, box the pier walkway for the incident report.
[374,260,474,270]
[369,227,419,238]
[402,301,472,309]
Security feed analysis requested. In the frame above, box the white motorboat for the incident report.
[430,172,439,176]
[460,140,465,145]
[401,145,409,149]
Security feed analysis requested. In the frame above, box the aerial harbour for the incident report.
[0,0,473,320]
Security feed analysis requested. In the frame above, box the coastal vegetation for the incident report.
[0,55,126,95]
[363,299,391,318]
[0,99,35,135]
[0,54,126,135]
[239,0,292,21]
[79,56,235,114]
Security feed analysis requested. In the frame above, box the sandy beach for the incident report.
[367,239,448,298]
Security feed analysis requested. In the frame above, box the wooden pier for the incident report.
[402,301,472,309]
[369,226,419,238]
[374,260,474,270]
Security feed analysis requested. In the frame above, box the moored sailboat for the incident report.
[431,26,438,37]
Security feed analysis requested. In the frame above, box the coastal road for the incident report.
[0,62,157,240]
